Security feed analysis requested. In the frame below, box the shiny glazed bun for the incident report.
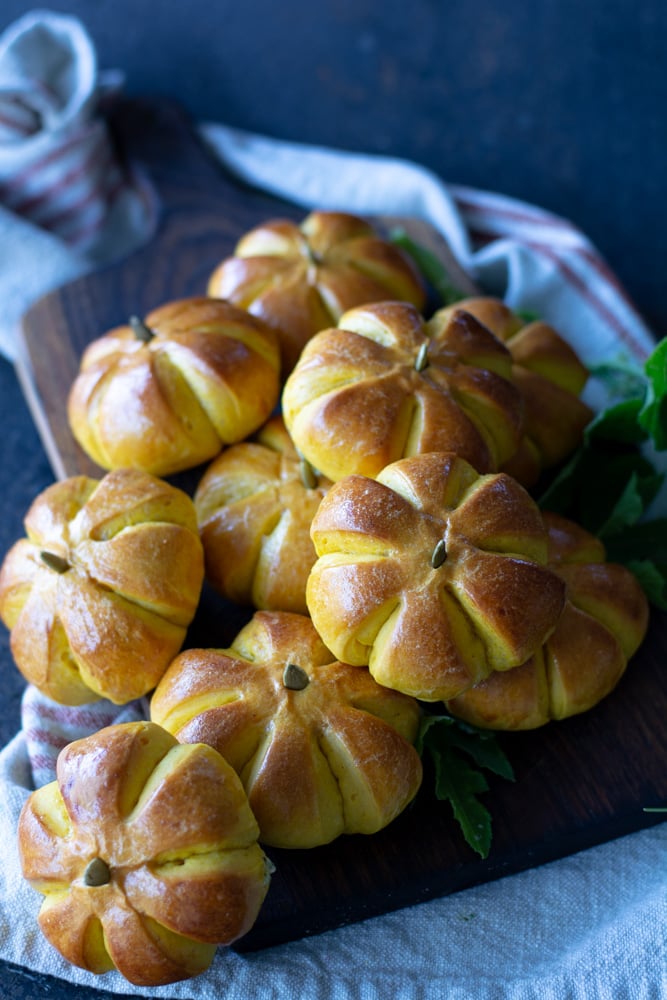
[307,451,566,701]
[436,296,593,486]
[150,610,423,849]
[67,297,281,477]
[17,721,271,986]
[0,469,204,704]
[446,511,650,728]
[207,210,427,374]
[194,415,331,615]
[282,300,524,482]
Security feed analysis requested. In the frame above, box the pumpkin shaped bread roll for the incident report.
[18,721,272,986]
[194,415,331,614]
[282,300,524,482]
[445,511,650,729]
[306,451,566,702]
[150,610,423,849]
[207,210,426,374]
[436,296,593,486]
[0,469,204,705]
[67,297,281,477]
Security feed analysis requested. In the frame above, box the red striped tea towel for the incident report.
[21,685,147,790]
[201,123,656,389]
[0,10,156,361]
[0,10,155,249]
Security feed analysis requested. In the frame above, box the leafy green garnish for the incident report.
[625,560,667,609]
[390,228,466,307]
[539,337,667,608]
[639,337,667,449]
[587,359,648,402]
[385,235,667,848]
[416,714,514,858]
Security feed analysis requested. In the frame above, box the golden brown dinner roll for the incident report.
[282,300,524,482]
[67,296,281,477]
[194,414,330,614]
[0,469,204,705]
[207,210,427,374]
[446,511,650,728]
[435,296,593,485]
[150,610,423,849]
[306,451,566,701]
[17,721,271,986]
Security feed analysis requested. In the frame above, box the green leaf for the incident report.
[439,720,515,781]
[585,398,647,445]
[514,309,541,324]
[602,518,667,564]
[638,338,667,450]
[432,744,493,858]
[588,357,647,401]
[415,711,452,754]
[624,560,667,610]
[417,713,514,858]
[538,338,667,544]
[539,446,663,535]
[585,340,667,452]
[390,229,466,306]
[538,448,585,513]
[597,473,645,538]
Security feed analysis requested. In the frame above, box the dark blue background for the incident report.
[0,2,665,996]
[3,0,665,331]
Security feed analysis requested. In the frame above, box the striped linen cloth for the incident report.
[450,182,653,364]
[200,121,656,384]
[0,9,154,250]
[20,686,146,790]
[0,10,156,360]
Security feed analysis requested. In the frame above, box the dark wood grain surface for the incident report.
[11,97,667,954]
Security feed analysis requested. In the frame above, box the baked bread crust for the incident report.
[194,415,331,614]
[306,451,566,701]
[436,297,593,485]
[446,511,650,728]
[17,721,271,986]
[67,297,281,477]
[0,469,204,705]
[207,210,427,374]
[282,301,524,482]
[150,610,423,849]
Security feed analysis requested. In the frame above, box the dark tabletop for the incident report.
[1,1,666,997]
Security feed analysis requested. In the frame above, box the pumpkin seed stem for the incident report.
[283,663,310,690]
[299,456,318,490]
[415,342,429,372]
[39,550,70,574]
[129,315,155,342]
[431,538,447,568]
[83,857,111,887]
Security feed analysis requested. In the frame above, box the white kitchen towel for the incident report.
[0,8,157,360]
[199,122,656,378]
[1,8,666,1000]
[1,730,665,1000]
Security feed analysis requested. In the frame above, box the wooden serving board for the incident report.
[15,97,667,952]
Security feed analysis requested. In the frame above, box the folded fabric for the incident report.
[0,9,157,360]
[200,123,656,385]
